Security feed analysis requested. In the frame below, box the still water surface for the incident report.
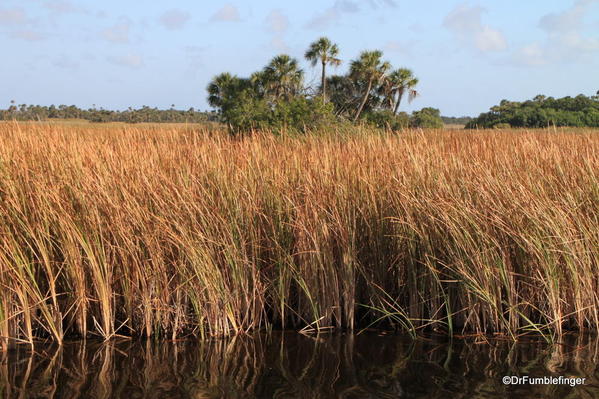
[2,332,599,398]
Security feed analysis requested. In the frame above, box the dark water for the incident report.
[2,332,599,398]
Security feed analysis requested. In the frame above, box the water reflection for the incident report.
[2,333,599,398]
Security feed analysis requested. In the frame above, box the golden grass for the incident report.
[0,122,597,345]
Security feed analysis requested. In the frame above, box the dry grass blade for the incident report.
[0,122,597,343]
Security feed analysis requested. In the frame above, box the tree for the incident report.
[262,55,304,101]
[364,109,409,130]
[220,91,272,133]
[326,75,362,117]
[202,38,428,133]
[304,37,341,103]
[410,107,443,128]
[380,68,419,114]
[249,71,269,99]
[349,50,390,122]
[207,72,246,109]
[272,97,335,133]
[467,93,599,128]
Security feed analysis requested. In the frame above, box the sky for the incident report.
[1,0,598,117]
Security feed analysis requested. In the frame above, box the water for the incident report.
[2,332,598,398]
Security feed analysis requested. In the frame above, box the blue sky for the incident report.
[1,0,598,116]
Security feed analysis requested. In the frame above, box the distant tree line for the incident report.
[466,92,599,129]
[0,102,216,123]
[208,37,443,133]
[441,116,474,125]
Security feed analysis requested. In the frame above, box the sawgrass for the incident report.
[0,122,597,345]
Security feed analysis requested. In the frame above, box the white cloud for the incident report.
[305,0,395,30]
[539,0,599,55]
[270,37,289,52]
[559,31,599,52]
[53,54,79,70]
[305,2,357,30]
[513,42,547,66]
[384,40,414,55]
[211,4,240,22]
[108,54,144,69]
[305,8,340,30]
[160,9,190,30]
[264,10,290,51]
[444,4,482,33]
[443,4,507,52]
[539,0,597,33]
[513,0,599,66]
[475,26,508,52]
[0,7,46,41]
[102,19,131,43]
[44,1,80,14]
[10,30,45,41]
[0,7,27,25]
[265,10,289,33]
[335,0,360,13]
[409,23,425,33]
[367,0,397,7]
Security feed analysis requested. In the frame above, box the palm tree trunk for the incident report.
[321,60,327,104]
[354,78,373,122]
[393,90,404,115]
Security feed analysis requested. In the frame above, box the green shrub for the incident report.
[222,95,337,135]
[410,107,443,128]
[272,97,336,133]
[221,90,273,133]
[363,110,409,130]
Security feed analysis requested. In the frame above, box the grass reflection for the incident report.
[2,333,599,398]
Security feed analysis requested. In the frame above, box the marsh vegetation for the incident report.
[0,122,597,347]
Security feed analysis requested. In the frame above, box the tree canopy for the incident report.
[0,103,214,123]
[304,37,341,103]
[207,37,431,133]
[466,93,599,129]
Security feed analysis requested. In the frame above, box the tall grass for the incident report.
[0,122,597,344]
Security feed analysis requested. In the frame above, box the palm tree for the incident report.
[326,75,361,117]
[304,37,341,103]
[349,50,391,121]
[207,72,240,109]
[379,68,419,114]
[249,71,268,98]
[262,54,304,101]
